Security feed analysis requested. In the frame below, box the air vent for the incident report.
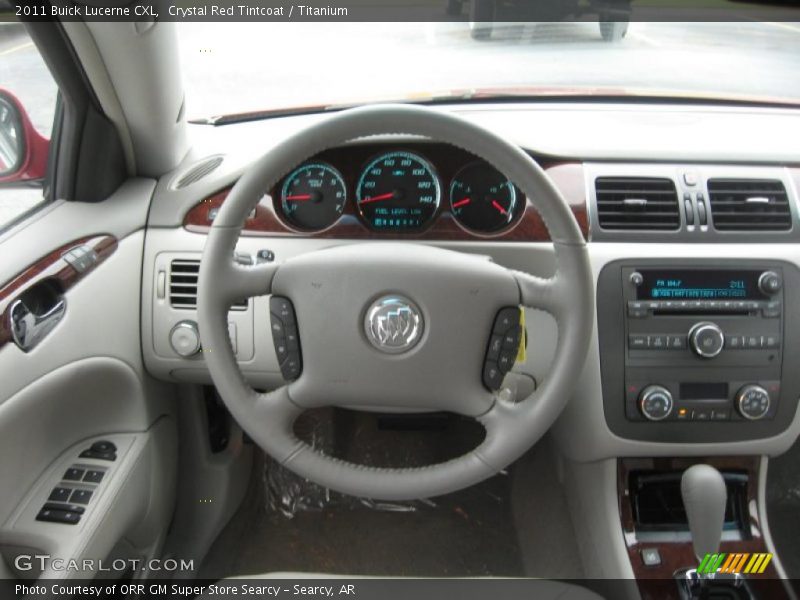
[708,179,791,231]
[169,260,246,310]
[171,155,224,190]
[595,177,680,231]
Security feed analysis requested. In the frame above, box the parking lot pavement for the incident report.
[175,21,800,119]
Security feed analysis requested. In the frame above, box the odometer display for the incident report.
[356,151,440,231]
[450,162,518,233]
[280,162,346,230]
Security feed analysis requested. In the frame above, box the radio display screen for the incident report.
[637,270,767,300]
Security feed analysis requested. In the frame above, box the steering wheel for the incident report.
[198,104,593,500]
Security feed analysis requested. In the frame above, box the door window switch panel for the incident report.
[36,507,81,525]
[63,467,84,481]
[48,487,72,503]
[69,489,93,505]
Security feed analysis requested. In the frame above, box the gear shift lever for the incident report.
[681,464,728,561]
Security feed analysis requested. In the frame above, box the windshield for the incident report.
[178,21,800,120]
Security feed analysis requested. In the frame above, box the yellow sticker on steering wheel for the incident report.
[516,308,526,363]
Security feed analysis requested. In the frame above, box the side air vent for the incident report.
[171,155,224,190]
[169,259,246,310]
[595,177,680,231]
[707,179,791,231]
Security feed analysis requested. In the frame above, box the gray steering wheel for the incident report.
[198,104,593,500]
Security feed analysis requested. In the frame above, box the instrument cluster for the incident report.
[273,144,524,235]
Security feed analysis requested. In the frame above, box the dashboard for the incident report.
[143,101,800,463]
[182,142,588,241]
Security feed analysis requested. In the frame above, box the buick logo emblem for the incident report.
[364,295,423,354]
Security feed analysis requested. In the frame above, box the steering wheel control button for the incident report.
[487,335,503,360]
[270,296,303,381]
[270,296,296,325]
[493,307,520,333]
[364,295,424,354]
[689,321,724,358]
[638,385,674,421]
[170,320,202,358]
[483,307,523,390]
[736,384,771,420]
[483,362,504,391]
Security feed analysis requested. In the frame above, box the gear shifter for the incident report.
[681,464,727,561]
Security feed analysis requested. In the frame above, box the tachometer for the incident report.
[449,162,518,233]
[280,162,346,230]
[356,151,440,231]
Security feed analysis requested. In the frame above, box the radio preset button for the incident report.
[725,335,744,349]
[628,335,648,349]
[763,302,781,318]
[666,335,686,349]
[745,335,760,349]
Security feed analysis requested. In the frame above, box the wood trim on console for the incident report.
[183,160,588,242]
[0,235,117,352]
[619,457,789,600]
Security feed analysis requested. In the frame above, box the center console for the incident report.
[597,260,800,443]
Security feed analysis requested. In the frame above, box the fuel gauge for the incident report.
[449,162,518,233]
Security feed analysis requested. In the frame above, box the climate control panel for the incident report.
[629,381,778,422]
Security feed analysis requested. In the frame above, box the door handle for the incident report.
[10,297,66,352]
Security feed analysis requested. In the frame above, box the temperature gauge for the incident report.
[450,162,518,233]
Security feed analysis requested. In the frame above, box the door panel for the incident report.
[0,179,177,579]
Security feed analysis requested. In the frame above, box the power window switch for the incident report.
[64,467,84,481]
[43,502,85,514]
[82,470,105,484]
[36,508,81,525]
[69,489,93,505]
[48,487,72,503]
[641,548,661,567]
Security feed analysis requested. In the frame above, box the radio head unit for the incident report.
[596,260,800,444]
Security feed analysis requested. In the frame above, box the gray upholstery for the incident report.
[197,104,593,500]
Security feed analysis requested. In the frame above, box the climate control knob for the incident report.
[639,385,674,421]
[170,320,201,357]
[735,384,771,420]
[689,322,724,358]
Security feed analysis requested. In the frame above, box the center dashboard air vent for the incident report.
[707,179,792,231]
[595,177,680,231]
[169,259,247,310]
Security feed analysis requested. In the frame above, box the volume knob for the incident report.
[689,322,724,358]
[758,271,782,295]
[639,385,674,421]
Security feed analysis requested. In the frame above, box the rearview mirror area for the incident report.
[0,88,49,184]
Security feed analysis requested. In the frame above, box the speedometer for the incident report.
[355,151,440,231]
